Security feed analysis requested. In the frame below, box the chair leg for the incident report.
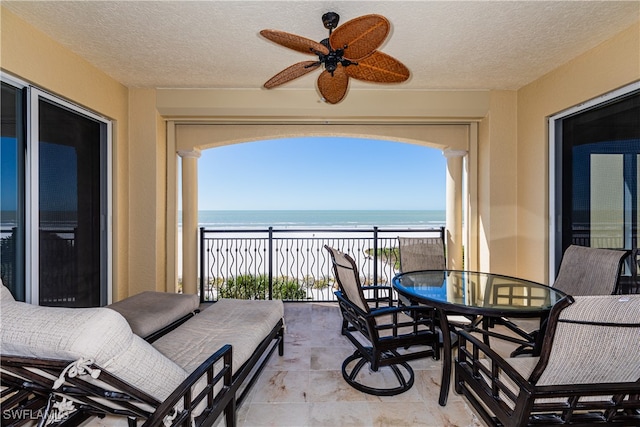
[341,350,415,396]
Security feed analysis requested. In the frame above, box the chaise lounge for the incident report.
[455,294,640,427]
[0,282,284,427]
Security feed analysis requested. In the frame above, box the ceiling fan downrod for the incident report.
[322,12,340,32]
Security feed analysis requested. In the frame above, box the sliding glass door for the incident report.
[550,83,639,285]
[36,95,108,306]
[0,75,111,306]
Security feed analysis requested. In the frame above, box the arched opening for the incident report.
[177,137,450,298]
[171,123,476,294]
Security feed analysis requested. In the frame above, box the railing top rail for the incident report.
[200,227,443,234]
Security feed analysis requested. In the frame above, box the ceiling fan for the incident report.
[260,12,410,104]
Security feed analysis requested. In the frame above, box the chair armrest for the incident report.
[369,304,437,335]
[361,285,393,292]
[334,288,433,320]
[369,303,434,318]
[456,329,533,404]
[361,285,394,306]
[143,345,235,427]
[361,285,392,291]
[336,290,436,338]
[365,305,434,329]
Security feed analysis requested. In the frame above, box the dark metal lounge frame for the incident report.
[0,318,284,427]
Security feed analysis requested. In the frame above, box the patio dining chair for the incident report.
[397,232,446,274]
[552,244,629,295]
[507,244,629,356]
[324,245,439,396]
[397,232,474,329]
[455,294,640,427]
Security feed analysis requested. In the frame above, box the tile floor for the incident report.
[234,302,488,427]
[90,302,536,426]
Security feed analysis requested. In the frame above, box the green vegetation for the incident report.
[271,277,307,300]
[215,274,306,300]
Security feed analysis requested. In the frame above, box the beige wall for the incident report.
[1,8,131,300]
[174,123,473,152]
[2,4,638,297]
[516,22,640,284]
[478,91,519,276]
[156,88,490,120]
[128,89,168,294]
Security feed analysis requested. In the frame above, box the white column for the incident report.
[178,149,201,295]
[443,149,467,270]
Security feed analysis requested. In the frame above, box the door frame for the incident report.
[26,87,113,305]
[548,81,640,284]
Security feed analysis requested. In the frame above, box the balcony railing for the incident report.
[199,226,444,302]
[1,227,79,304]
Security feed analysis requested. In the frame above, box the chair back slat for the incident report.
[324,246,369,313]
[398,236,446,273]
[553,245,628,295]
[533,295,640,386]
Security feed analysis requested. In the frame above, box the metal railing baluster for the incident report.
[198,227,444,302]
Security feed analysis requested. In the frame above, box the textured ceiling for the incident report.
[3,1,639,91]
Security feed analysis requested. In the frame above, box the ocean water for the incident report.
[194,210,445,229]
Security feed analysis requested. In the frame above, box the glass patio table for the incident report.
[392,270,567,406]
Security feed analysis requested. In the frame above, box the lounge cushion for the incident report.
[0,287,187,402]
[108,291,200,338]
[152,298,284,374]
[1,302,132,363]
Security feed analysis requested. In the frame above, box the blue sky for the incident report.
[197,137,445,210]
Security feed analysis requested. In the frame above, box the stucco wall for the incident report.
[128,89,168,294]
[478,91,518,276]
[516,22,640,284]
[0,7,131,301]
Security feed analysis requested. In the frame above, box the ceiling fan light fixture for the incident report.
[260,12,410,104]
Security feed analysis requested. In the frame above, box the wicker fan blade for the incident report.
[264,61,320,88]
[345,51,410,83]
[317,67,349,104]
[260,29,329,56]
[329,14,390,60]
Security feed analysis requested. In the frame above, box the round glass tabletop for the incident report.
[393,270,567,316]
